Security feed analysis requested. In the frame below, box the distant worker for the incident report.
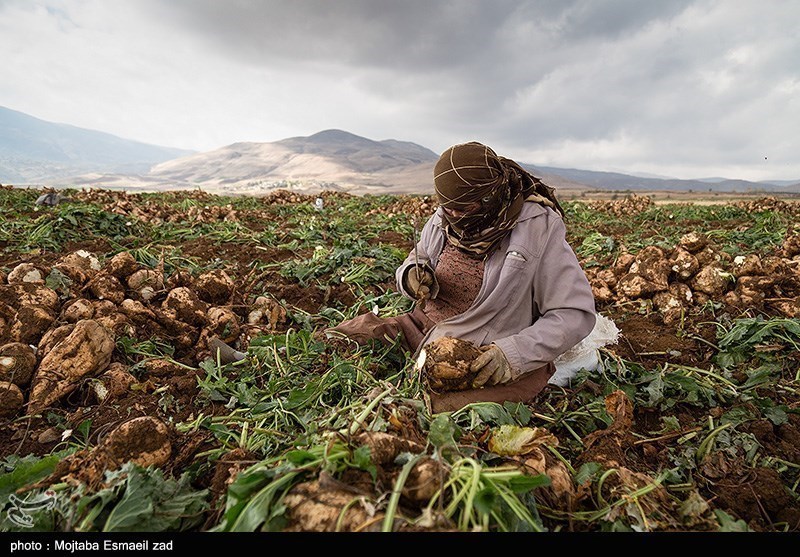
[327,141,597,412]
[35,192,72,206]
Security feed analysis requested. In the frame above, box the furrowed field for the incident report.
[1,185,799,532]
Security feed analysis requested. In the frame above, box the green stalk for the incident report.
[543,443,577,475]
[348,386,393,436]
[438,460,474,520]
[381,454,426,532]
[337,495,368,532]
[229,472,299,532]
[675,364,739,390]
[766,457,800,469]
[486,478,544,532]
[696,422,734,463]
[584,473,666,522]
[595,468,618,508]
[561,421,585,445]
[461,462,483,531]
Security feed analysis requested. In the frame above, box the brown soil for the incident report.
[2,189,799,532]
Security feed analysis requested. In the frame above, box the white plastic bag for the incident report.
[550,313,619,387]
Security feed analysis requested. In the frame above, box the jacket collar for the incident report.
[517,200,549,222]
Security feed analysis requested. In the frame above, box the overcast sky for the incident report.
[1,0,798,181]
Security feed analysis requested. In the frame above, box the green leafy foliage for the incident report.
[102,466,209,532]
[716,316,800,371]
[0,453,71,505]
[2,188,798,532]
[1,464,208,532]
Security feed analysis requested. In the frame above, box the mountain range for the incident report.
[0,106,193,185]
[1,106,798,195]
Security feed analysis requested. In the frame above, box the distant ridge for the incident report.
[1,106,798,194]
[531,165,800,194]
[144,129,445,194]
[0,106,193,184]
[276,129,439,172]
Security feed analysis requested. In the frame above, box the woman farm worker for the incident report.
[329,141,597,412]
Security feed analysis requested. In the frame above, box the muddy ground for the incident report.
[1,187,798,532]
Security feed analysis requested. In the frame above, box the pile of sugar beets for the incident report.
[584,231,800,323]
[0,249,287,455]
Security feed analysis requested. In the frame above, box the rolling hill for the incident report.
[144,129,445,194]
[0,106,193,184]
[2,106,798,195]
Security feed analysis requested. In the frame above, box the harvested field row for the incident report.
[0,187,798,532]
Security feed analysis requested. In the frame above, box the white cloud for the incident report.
[0,0,798,181]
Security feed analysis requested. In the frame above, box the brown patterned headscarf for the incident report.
[433,142,564,256]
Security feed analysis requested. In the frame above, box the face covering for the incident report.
[433,142,563,256]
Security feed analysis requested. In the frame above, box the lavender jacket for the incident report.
[396,202,597,380]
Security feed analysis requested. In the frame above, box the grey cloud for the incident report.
[4,0,797,179]
[145,0,511,70]
[547,0,695,41]
[140,0,704,137]
[145,0,693,69]
[143,0,798,175]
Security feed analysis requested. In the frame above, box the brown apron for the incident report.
[428,361,555,413]
[327,306,433,353]
[328,307,554,413]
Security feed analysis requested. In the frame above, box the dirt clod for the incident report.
[28,319,115,413]
[105,251,139,279]
[0,381,24,417]
[0,342,37,387]
[7,263,45,284]
[194,270,235,304]
[417,336,482,392]
[101,416,172,469]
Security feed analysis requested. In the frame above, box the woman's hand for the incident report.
[470,344,513,387]
[404,265,434,301]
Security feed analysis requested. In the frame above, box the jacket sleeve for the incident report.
[395,213,441,300]
[493,216,597,377]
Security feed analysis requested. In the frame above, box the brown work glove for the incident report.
[403,265,435,301]
[470,344,513,388]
